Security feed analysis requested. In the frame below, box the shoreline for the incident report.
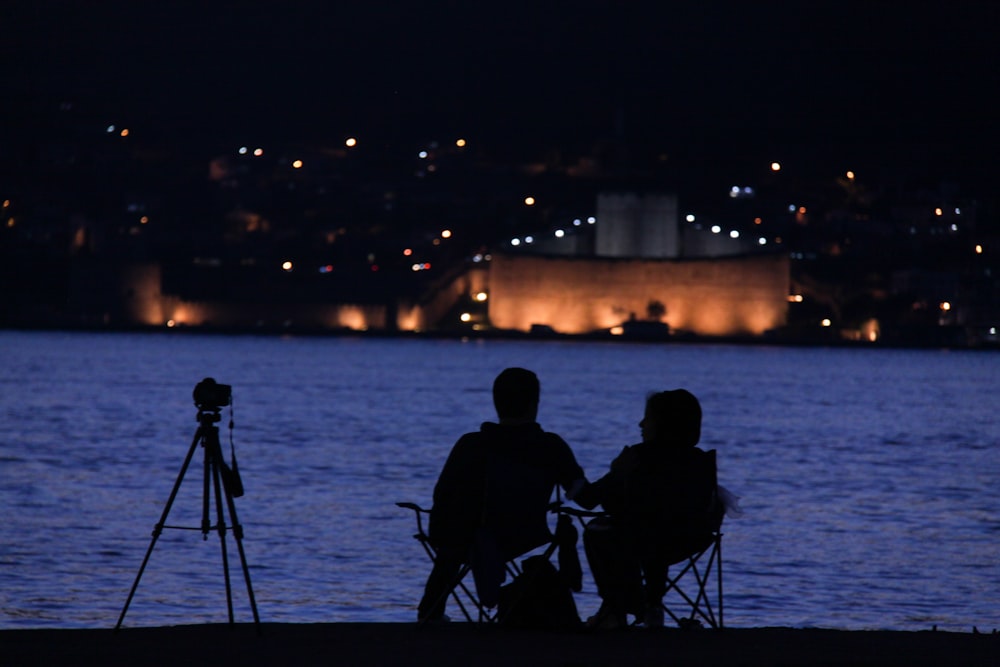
[3,623,997,666]
[2,322,997,352]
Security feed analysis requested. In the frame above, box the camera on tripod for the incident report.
[117,376,258,632]
[193,377,232,411]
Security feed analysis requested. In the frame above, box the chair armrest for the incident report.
[556,506,606,519]
[396,501,429,513]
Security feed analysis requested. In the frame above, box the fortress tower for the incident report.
[595,193,680,259]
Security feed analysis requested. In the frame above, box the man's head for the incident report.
[641,389,702,448]
[493,367,540,421]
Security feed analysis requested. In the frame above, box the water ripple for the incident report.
[0,332,997,631]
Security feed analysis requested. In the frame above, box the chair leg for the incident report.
[717,536,723,629]
[419,561,491,626]
[660,535,723,630]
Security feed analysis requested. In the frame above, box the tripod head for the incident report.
[196,408,223,426]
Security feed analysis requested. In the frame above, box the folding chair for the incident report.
[397,500,577,625]
[568,448,725,630]
[660,528,723,629]
[656,449,725,629]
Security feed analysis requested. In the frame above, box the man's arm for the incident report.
[548,434,588,502]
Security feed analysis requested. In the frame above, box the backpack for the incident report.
[497,556,581,631]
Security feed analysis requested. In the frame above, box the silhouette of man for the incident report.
[575,389,722,629]
[417,367,587,622]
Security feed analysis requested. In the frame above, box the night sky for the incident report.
[4,1,998,186]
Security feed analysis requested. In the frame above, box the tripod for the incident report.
[116,406,261,632]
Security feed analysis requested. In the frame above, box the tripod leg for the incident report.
[222,478,262,632]
[211,459,236,625]
[115,428,203,631]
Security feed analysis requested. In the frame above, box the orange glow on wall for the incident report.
[488,253,789,336]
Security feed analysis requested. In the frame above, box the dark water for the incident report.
[0,331,997,631]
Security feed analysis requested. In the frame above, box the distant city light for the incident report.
[281,261,293,272]
[955,207,962,215]
[238,146,248,155]
[106,125,116,133]
[524,196,536,206]
[587,216,596,224]
[940,301,952,311]
[788,294,804,303]
[441,229,452,239]
[935,207,943,216]
[319,264,333,273]
[573,218,582,226]
[292,160,304,169]
[788,204,797,212]
[460,312,472,323]
[456,138,467,147]
[758,237,767,245]
[730,230,740,239]
[771,162,781,171]
[686,214,696,222]
[711,225,722,234]
[403,248,413,256]
[821,318,832,327]
[524,236,534,244]
[139,216,149,224]
[729,186,740,197]
[345,137,357,147]
[166,319,176,328]
[120,128,129,137]
[253,148,264,157]
[975,244,983,254]
[511,238,521,246]
[754,217,762,225]
[418,151,428,159]
[554,229,565,238]
[610,326,624,336]
[474,292,488,302]
[846,171,855,180]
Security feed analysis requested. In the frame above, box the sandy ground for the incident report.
[3,623,998,667]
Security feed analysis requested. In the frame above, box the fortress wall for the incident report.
[159,300,386,330]
[488,253,789,336]
[120,263,165,325]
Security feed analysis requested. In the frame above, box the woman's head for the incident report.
[640,389,701,448]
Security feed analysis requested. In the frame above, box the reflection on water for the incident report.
[0,331,997,631]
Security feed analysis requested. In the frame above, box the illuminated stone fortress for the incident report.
[482,193,790,337]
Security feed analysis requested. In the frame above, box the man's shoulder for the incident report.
[481,423,573,454]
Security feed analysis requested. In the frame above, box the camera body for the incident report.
[193,377,232,410]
